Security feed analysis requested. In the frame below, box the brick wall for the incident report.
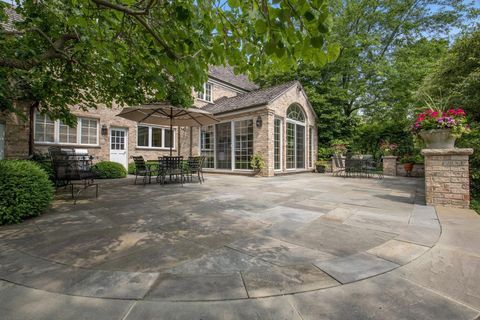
[422,148,474,208]
[0,101,31,159]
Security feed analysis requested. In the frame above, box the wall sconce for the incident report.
[101,124,108,136]
[256,116,263,128]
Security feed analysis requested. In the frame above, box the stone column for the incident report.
[382,156,398,176]
[422,148,474,208]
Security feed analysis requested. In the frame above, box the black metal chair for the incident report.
[157,156,184,186]
[132,156,155,185]
[49,147,98,204]
[187,156,205,183]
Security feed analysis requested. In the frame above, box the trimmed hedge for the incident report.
[92,161,127,179]
[0,160,54,225]
[128,161,136,175]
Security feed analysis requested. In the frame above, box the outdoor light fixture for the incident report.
[256,116,263,128]
[101,124,108,136]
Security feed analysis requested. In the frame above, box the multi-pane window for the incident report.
[34,112,55,143]
[59,121,77,144]
[80,119,98,145]
[286,104,306,169]
[309,127,314,168]
[274,118,282,170]
[201,125,215,168]
[197,82,213,102]
[34,111,98,145]
[234,119,253,169]
[215,122,231,169]
[286,122,296,169]
[137,125,175,149]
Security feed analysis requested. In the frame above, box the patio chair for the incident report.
[132,156,155,185]
[157,156,184,186]
[332,154,346,176]
[187,156,205,183]
[49,147,98,204]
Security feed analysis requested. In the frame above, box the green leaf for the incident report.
[255,19,268,34]
[327,43,341,62]
[310,36,324,49]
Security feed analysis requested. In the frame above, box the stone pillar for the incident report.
[422,148,474,208]
[382,156,397,176]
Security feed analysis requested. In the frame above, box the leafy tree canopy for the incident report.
[0,0,338,124]
[423,27,480,122]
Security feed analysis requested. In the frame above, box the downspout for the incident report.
[29,101,39,157]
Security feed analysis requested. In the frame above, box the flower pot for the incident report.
[419,129,456,149]
[316,165,326,173]
[403,163,414,173]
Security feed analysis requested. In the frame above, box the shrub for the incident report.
[128,161,136,175]
[92,161,127,179]
[250,153,265,170]
[0,160,54,225]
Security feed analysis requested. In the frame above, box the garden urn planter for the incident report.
[316,165,326,173]
[419,129,456,149]
[403,163,414,177]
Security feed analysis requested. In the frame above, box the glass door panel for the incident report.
[296,125,305,168]
[215,122,232,169]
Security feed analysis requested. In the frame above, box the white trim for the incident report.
[215,105,268,118]
[196,82,213,103]
[274,117,283,171]
[33,111,100,147]
[136,124,176,149]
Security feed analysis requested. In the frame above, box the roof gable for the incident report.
[202,81,298,115]
[208,65,259,92]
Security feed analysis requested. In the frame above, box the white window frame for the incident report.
[197,82,213,103]
[274,117,283,171]
[136,124,176,150]
[33,112,99,146]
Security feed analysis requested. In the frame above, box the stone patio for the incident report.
[0,173,479,319]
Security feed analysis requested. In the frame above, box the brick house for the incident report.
[0,66,317,177]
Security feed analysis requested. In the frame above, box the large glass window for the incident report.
[286,104,306,169]
[215,122,231,169]
[34,112,55,143]
[234,119,253,169]
[309,127,314,168]
[59,121,77,144]
[197,82,213,102]
[137,125,175,149]
[34,111,97,145]
[80,118,98,145]
[201,125,215,168]
[286,122,296,169]
[274,118,282,170]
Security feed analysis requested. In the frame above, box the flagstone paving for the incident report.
[0,173,479,319]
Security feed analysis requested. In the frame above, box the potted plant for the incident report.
[412,108,470,149]
[315,160,328,173]
[250,153,265,176]
[330,139,350,156]
[400,154,418,176]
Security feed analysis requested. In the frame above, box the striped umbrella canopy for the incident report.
[117,103,219,155]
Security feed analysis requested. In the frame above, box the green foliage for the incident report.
[423,28,480,122]
[318,147,334,160]
[92,161,127,179]
[128,162,136,175]
[351,121,414,160]
[250,153,265,170]
[471,199,480,215]
[457,126,480,201]
[0,0,335,122]
[0,160,54,225]
[400,154,423,164]
[31,153,54,180]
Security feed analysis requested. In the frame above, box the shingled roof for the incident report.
[202,80,299,115]
[208,65,259,92]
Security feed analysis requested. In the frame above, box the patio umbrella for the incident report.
[117,103,219,155]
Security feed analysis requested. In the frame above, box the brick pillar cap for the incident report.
[382,156,398,159]
[421,148,474,156]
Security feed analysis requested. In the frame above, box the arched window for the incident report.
[286,104,306,169]
[287,104,305,123]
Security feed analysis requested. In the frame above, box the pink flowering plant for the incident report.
[412,108,470,138]
[379,140,398,156]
